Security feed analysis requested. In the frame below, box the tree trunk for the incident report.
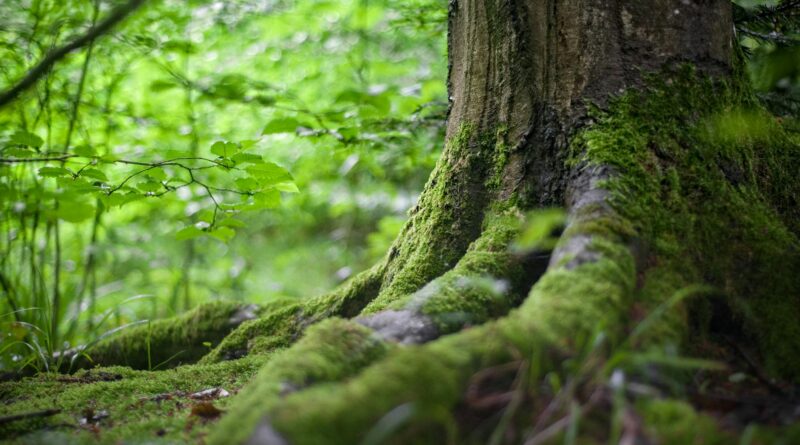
[3,1,799,444]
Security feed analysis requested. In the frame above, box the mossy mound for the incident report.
[0,356,268,443]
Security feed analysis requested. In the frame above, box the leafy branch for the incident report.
[0,0,146,108]
[734,0,800,46]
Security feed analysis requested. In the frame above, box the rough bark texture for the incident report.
[3,1,800,444]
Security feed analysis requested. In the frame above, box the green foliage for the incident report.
[735,0,800,116]
[514,208,566,252]
[0,0,446,371]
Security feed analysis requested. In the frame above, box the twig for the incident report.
[0,0,146,108]
[737,27,800,45]
[0,155,74,163]
[0,408,61,425]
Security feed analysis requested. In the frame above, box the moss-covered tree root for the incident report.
[210,72,800,444]
[200,262,386,363]
[61,301,259,371]
[211,202,636,444]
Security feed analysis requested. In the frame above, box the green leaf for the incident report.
[209,227,236,242]
[9,131,44,148]
[231,152,263,165]
[274,182,299,193]
[210,141,240,158]
[253,189,281,209]
[218,217,246,228]
[56,177,96,193]
[3,147,35,158]
[145,167,167,181]
[137,181,162,193]
[38,167,71,178]
[337,127,359,140]
[150,79,178,92]
[80,168,108,181]
[102,192,143,208]
[334,89,366,103]
[73,145,95,157]
[175,225,205,241]
[364,93,391,116]
[197,209,215,223]
[162,39,196,54]
[239,140,258,149]
[246,162,292,186]
[235,177,259,191]
[514,208,566,251]
[255,95,276,106]
[262,118,300,135]
[55,201,95,223]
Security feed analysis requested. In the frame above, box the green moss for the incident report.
[365,123,495,312]
[11,68,798,445]
[486,125,511,190]
[629,266,693,347]
[744,423,800,445]
[265,326,502,445]
[573,66,800,378]
[508,236,636,346]
[561,202,636,242]
[0,355,270,444]
[206,318,390,445]
[637,400,734,445]
[200,263,385,363]
[68,301,257,371]
[256,229,637,444]
[380,210,528,334]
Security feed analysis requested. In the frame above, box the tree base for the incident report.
[2,70,799,445]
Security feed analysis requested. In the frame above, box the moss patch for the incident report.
[637,399,734,445]
[573,66,800,378]
[258,231,636,444]
[0,355,269,444]
[206,318,390,445]
[381,210,532,334]
[365,123,495,311]
[68,301,258,371]
[200,262,385,363]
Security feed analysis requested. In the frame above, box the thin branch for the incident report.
[0,155,74,163]
[0,0,146,108]
[0,155,223,165]
[0,408,60,425]
[738,27,800,45]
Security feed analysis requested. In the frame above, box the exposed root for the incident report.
[355,310,439,344]
[200,262,386,363]
[208,161,637,444]
[61,301,259,371]
[359,210,549,342]
[205,318,390,445]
